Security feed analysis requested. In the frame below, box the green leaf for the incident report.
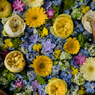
[0,68,16,88]
[63,0,75,10]
[12,38,21,49]
[20,69,29,81]
[78,33,85,47]
[37,76,46,85]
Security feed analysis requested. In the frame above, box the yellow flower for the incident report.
[80,4,90,14]
[64,37,80,54]
[78,86,86,95]
[71,66,78,75]
[54,50,61,59]
[21,0,44,8]
[80,57,95,81]
[33,44,42,52]
[1,44,8,50]
[31,55,53,76]
[25,7,48,28]
[4,39,13,48]
[41,27,48,38]
[45,78,67,95]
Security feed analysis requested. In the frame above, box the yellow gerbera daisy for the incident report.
[80,57,95,81]
[31,55,53,77]
[21,0,44,8]
[25,7,48,28]
[64,37,80,54]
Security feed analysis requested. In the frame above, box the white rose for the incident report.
[2,13,26,37]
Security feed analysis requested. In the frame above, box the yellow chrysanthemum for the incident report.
[31,55,53,77]
[64,37,80,54]
[25,7,48,28]
[21,0,44,8]
[45,78,67,95]
[80,57,95,81]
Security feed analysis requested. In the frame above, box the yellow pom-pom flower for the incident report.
[71,66,78,75]
[41,27,48,38]
[31,55,53,77]
[54,50,61,60]
[45,78,67,95]
[64,37,80,54]
[80,57,95,81]
[25,7,48,28]
[33,44,42,52]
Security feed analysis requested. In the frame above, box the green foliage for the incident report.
[37,76,46,85]
[78,33,85,47]
[20,69,29,81]
[37,25,44,34]
[79,0,83,3]
[13,87,22,95]
[0,68,16,88]
[52,5,60,22]
[12,38,21,50]
[63,0,75,10]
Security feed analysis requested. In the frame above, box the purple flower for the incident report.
[44,0,51,10]
[75,53,86,65]
[12,0,25,13]
[15,81,23,89]
[29,34,38,43]
[1,50,9,59]
[31,80,39,91]
[20,42,28,49]
[70,57,79,68]
[46,8,55,18]
[43,40,56,53]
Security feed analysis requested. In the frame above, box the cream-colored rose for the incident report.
[2,13,26,37]
[21,0,44,8]
[82,10,95,33]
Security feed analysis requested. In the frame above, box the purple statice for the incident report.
[43,40,56,53]
[84,82,95,94]
[20,42,28,49]
[38,84,47,95]
[29,34,38,43]
[31,80,39,91]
